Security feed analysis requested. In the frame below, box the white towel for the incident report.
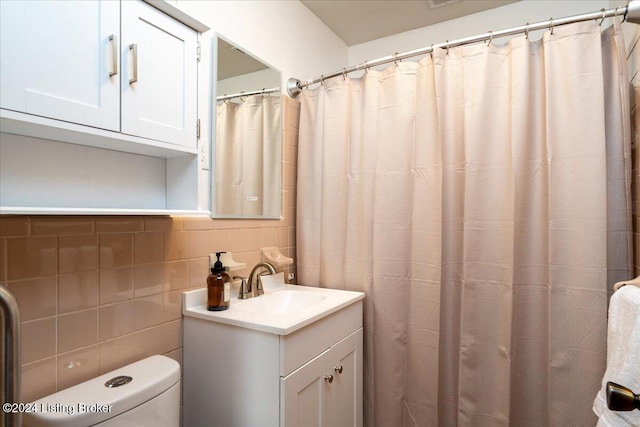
[593,285,640,426]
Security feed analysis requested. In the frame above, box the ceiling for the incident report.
[301,0,520,46]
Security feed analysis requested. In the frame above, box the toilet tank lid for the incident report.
[23,355,180,427]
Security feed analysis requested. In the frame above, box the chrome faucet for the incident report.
[236,262,276,299]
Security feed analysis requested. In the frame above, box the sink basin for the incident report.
[182,275,364,335]
[234,290,326,314]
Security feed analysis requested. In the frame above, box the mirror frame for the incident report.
[210,33,283,220]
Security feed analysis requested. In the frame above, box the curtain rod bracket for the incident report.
[627,0,640,24]
[287,78,302,98]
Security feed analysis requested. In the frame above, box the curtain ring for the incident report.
[446,40,450,55]
[320,75,324,86]
[486,30,493,46]
[239,92,246,102]
[599,8,606,26]
[549,17,554,35]
[614,6,624,23]
[342,68,347,80]
[363,60,369,74]
[394,52,400,66]
[525,23,529,40]
[430,43,434,59]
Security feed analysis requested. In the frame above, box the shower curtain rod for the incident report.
[287,0,640,97]
[217,86,280,102]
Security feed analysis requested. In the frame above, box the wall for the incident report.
[172,0,347,90]
[635,99,640,275]
[630,24,640,275]
[0,96,301,403]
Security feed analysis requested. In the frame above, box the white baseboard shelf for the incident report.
[1,109,198,158]
[0,206,211,216]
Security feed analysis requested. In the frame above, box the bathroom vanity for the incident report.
[182,283,364,426]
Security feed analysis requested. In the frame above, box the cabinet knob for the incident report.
[324,375,334,384]
[334,365,343,374]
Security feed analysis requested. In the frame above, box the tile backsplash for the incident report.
[0,96,300,402]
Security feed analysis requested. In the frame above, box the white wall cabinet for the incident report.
[1,0,198,150]
[121,0,197,148]
[0,1,121,132]
[183,298,363,427]
[0,0,209,214]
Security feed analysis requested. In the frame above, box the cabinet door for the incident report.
[281,349,330,427]
[327,329,363,427]
[121,0,197,148]
[0,0,120,131]
[282,329,363,427]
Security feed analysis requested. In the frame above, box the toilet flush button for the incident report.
[105,375,133,388]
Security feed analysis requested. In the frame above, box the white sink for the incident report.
[233,290,327,314]
[182,273,364,335]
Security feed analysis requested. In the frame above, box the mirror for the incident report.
[212,35,282,218]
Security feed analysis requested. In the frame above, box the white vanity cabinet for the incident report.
[281,328,362,426]
[0,0,209,214]
[182,287,364,427]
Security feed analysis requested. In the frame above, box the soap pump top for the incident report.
[212,251,226,273]
[207,251,230,311]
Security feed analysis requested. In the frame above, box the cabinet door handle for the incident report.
[109,34,118,77]
[129,43,138,84]
[334,365,343,374]
[324,375,334,384]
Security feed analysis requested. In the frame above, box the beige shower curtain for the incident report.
[297,21,631,426]
[216,95,281,216]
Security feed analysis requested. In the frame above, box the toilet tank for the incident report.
[23,355,180,427]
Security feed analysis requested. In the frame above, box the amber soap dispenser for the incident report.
[207,252,231,311]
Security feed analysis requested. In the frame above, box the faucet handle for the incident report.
[234,276,250,299]
[255,273,266,296]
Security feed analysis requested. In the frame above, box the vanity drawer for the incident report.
[279,300,362,376]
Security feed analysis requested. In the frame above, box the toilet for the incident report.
[22,355,180,427]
